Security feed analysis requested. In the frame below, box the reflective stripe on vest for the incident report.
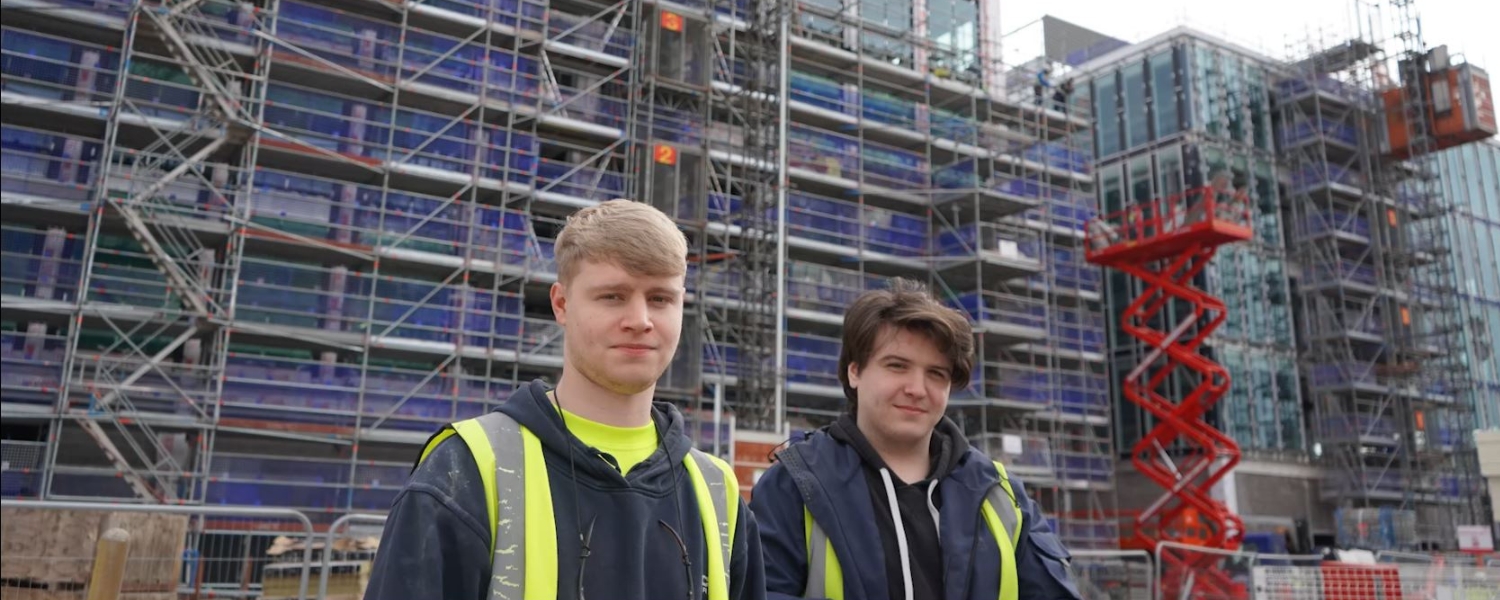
[804,461,1023,600]
[422,412,738,600]
[803,506,843,598]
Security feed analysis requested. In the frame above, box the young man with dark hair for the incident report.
[750,278,1082,600]
[366,199,765,600]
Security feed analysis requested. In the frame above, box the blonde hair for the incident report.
[554,199,688,284]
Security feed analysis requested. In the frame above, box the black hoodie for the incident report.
[363,379,766,600]
[828,414,968,600]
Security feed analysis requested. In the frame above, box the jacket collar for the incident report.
[785,424,1003,600]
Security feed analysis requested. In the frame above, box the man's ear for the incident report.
[550,281,567,325]
[846,361,861,389]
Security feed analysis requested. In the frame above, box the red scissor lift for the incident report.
[1085,187,1255,599]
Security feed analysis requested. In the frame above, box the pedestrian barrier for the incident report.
[1157,541,1500,600]
[6,498,1495,600]
[1155,541,1328,600]
[1070,549,1156,600]
[0,499,317,600]
[315,513,388,600]
[1251,559,1499,600]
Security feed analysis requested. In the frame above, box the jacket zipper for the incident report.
[958,485,993,600]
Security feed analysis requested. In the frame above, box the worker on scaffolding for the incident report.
[364,200,766,600]
[750,279,1083,600]
[1035,66,1052,106]
[1052,79,1074,114]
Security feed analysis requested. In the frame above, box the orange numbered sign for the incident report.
[661,11,684,32]
[654,144,678,165]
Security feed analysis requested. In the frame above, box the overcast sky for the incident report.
[1001,0,1498,73]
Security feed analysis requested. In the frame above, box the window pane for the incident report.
[1124,62,1148,148]
[1255,158,1278,242]
[1224,54,1245,142]
[1194,48,1217,135]
[1150,51,1179,139]
[1158,146,1183,198]
[1102,165,1124,213]
[1248,65,1270,150]
[927,0,978,81]
[860,0,913,66]
[1129,156,1152,203]
[1095,75,1119,157]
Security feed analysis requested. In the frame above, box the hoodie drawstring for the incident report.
[926,480,941,533]
[879,468,915,600]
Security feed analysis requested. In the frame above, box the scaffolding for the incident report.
[929,15,1112,551]
[0,0,1113,543]
[1277,0,1486,549]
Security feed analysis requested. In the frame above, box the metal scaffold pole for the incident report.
[772,1,790,438]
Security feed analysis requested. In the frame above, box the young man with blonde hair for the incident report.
[367,199,766,600]
[750,279,1081,600]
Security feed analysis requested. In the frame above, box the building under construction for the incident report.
[1071,0,1495,550]
[0,0,1115,548]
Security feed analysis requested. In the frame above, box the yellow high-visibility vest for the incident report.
[420,411,739,600]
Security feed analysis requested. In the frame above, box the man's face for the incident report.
[551,260,685,396]
[849,326,953,447]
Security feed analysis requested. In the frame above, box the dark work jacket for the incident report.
[363,379,766,600]
[750,416,1083,600]
[827,416,965,600]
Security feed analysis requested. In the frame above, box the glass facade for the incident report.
[1189,47,1275,149]
[1085,27,1493,544]
[861,0,915,65]
[1438,141,1500,430]
[1090,46,1189,160]
[798,0,918,67]
[927,0,979,80]
[1089,41,1273,158]
[1088,37,1304,457]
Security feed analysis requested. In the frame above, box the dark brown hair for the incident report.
[838,278,975,414]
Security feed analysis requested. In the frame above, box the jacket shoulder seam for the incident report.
[399,480,492,546]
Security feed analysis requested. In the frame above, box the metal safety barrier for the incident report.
[1155,541,1328,600]
[318,513,388,600]
[0,499,317,600]
[1155,541,1500,600]
[11,497,1492,600]
[1070,549,1156,600]
[1376,550,1500,567]
[1251,560,1499,600]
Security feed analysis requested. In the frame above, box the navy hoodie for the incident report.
[364,379,767,600]
[750,418,1083,600]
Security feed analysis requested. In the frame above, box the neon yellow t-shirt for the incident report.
[558,407,659,475]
